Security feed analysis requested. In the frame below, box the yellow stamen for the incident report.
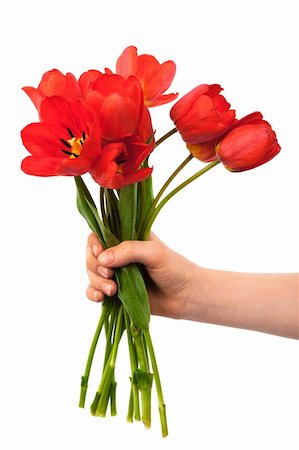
[68,137,84,159]
[61,133,88,159]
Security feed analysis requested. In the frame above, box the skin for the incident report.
[86,233,299,340]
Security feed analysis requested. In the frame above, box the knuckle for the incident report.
[119,240,132,253]
[151,240,163,259]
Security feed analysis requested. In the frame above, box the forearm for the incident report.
[185,268,299,339]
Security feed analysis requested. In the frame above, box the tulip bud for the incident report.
[215,113,280,171]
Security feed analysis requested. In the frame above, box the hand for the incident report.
[86,232,202,319]
[86,233,299,338]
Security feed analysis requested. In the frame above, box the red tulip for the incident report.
[22,69,81,114]
[114,46,178,107]
[90,135,153,189]
[215,112,280,171]
[21,96,101,176]
[170,84,236,144]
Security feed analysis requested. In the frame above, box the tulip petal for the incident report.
[136,56,177,106]
[21,122,63,156]
[116,167,152,188]
[64,72,82,99]
[22,87,45,112]
[235,112,263,127]
[100,93,139,140]
[145,92,178,108]
[170,84,211,121]
[116,46,138,78]
[21,155,61,176]
[92,73,127,97]
[38,69,80,99]
[137,106,155,144]
[187,141,218,162]
[213,94,231,114]
[38,69,67,96]
[40,96,91,138]
[57,155,95,176]
[142,59,177,102]
[78,70,102,96]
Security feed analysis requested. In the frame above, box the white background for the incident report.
[1,0,299,449]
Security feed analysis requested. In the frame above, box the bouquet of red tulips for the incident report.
[20,46,280,437]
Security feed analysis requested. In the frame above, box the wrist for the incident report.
[180,264,210,322]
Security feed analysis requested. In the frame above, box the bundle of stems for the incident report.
[76,128,219,437]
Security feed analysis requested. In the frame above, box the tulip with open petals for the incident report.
[21,96,101,177]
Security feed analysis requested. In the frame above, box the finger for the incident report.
[87,232,104,258]
[86,232,112,274]
[97,239,164,269]
[87,269,117,297]
[86,244,115,278]
[86,284,105,302]
[86,244,98,273]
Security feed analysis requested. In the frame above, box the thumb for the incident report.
[97,238,162,269]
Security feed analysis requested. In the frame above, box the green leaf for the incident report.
[105,189,120,237]
[76,180,103,239]
[75,176,119,248]
[136,172,154,239]
[118,183,137,240]
[75,176,150,330]
[116,264,150,330]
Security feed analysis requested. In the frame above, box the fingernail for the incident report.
[92,244,99,257]
[102,282,112,296]
[93,290,100,301]
[97,266,109,278]
[98,250,114,265]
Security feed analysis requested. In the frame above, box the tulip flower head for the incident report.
[21,96,101,176]
[170,84,236,144]
[216,112,280,171]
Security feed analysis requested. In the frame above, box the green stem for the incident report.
[124,311,141,421]
[103,300,119,369]
[130,326,152,427]
[136,179,147,234]
[105,189,120,237]
[127,385,134,422]
[142,160,220,240]
[143,329,168,438]
[155,127,177,148]
[109,380,117,416]
[131,326,149,372]
[100,187,108,228]
[79,301,112,408]
[95,307,124,416]
[138,154,193,238]
[154,154,193,207]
